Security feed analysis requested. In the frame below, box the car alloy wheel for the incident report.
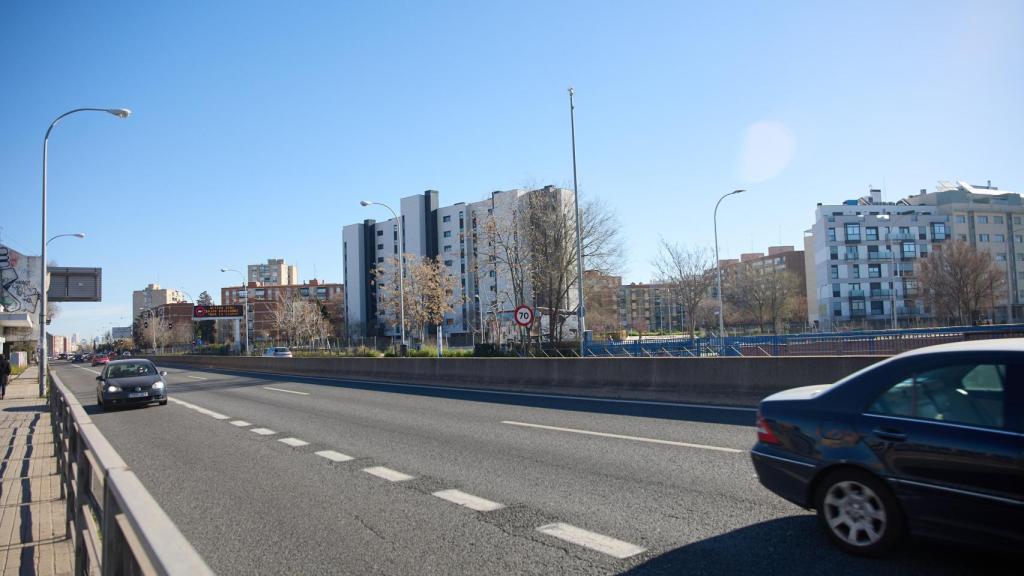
[823,481,886,547]
[815,469,904,556]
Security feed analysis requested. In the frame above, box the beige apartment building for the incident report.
[132,284,188,320]
[248,259,299,286]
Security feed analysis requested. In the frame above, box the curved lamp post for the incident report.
[713,189,746,339]
[361,200,406,353]
[40,108,129,396]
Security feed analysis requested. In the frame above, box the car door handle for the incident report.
[872,428,907,442]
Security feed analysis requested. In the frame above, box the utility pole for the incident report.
[569,87,586,356]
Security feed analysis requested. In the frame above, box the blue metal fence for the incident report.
[583,324,1024,357]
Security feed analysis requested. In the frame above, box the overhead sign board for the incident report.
[47,267,103,302]
[192,305,243,319]
[111,326,133,340]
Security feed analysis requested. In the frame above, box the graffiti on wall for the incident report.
[0,244,42,314]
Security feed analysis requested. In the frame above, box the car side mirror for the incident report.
[160,371,167,376]
[95,375,102,381]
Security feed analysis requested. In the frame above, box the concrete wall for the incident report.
[149,356,885,407]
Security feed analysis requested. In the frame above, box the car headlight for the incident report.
[107,385,120,393]
[152,381,165,389]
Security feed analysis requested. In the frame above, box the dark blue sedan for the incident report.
[752,339,1023,556]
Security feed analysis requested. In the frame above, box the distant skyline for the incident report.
[1,1,1021,340]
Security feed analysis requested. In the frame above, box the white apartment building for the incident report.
[343,187,579,344]
[806,181,1023,329]
[248,259,298,286]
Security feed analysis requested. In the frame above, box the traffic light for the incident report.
[144,322,149,328]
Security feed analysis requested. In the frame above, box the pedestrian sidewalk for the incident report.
[0,365,72,576]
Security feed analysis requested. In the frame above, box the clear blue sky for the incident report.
[2,1,1021,341]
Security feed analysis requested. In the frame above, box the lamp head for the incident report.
[73,233,86,239]
[360,200,371,207]
[733,189,746,195]
[108,108,132,119]
[219,268,227,272]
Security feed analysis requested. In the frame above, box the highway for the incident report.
[53,361,997,575]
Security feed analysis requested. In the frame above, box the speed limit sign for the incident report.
[514,305,534,327]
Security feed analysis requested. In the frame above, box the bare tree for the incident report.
[919,241,1005,325]
[375,255,459,344]
[724,264,802,333]
[653,240,716,339]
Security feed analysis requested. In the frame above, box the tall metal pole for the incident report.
[891,249,899,330]
[569,88,586,356]
[713,190,745,339]
[39,108,129,397]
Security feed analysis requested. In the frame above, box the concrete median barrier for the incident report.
[147,355,884,407]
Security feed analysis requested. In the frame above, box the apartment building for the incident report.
[248,259,299,286]
[221,279,345,343]
[617,282,683,335]
[806,181,1023,329]
[132,284,187,322]
[343,187,579,344]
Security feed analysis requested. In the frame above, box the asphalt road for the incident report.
[53,361,1002,575]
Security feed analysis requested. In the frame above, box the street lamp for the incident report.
[46,232,85,246]
[220,269,249,355]
[40,107,129,396]
[568,87,586,356]
[713,189,746,339]
[360,200,406,353]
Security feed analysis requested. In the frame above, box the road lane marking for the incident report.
[278,437,309,447]
[74,366,102,375]
[362,466,414,482]
[167,397,230,420]
[536,523,646,559]
[263,386,310,396]
[230,420,251,427]
[316,450,353,462]
[432,489,504,512]
[186,376,207,380]
[180,367,756,412]
[501,421,744,454]
[250,428,276,436]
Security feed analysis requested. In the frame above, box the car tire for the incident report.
[159,399,168,406]
[814,468,905,557]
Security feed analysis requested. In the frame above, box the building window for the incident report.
[300,288,310,297]
[995,234,1005,242]
[931,223,947,240]
[851,264,860,278]
[830,246,838,261]
[845,246,858,260]
[1015,235,1023,244]
[868,264,881,278]
[870,301,884,315]
[377,230,383,237]
[489,270,496,277]
[443,231,452,238]
[958,234,968,241]
[866,227,878,241]
[1015,217,1022,225]
[443,245,452,253]
[827,228,836,242]
[832,284,840,298]
[830,265,839,280]
[444,260,453,266]
[377,257,384,263]
[443,215,451,223]
[845,223,861,242]
[955,215,966,224]
[377,243,384,250]
[994,216,1004,224]
[996,253,1007,262]
[902,242,917,258]
[977,215,989,224]
[979,234,990,242]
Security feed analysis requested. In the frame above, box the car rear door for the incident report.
[857,355,1024,544]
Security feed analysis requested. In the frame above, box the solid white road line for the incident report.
[502,421,744,454]
[536,523,646,559]
[167,397,230,420]
[250,428,277,436]
[315,450,354,462]
[278,437,309,447]
[431,489,504,512]
[263,386,310,396]
[187,375,207,380]
[75,366,102,375]
[230,420,252,427]
[362,466,415,482]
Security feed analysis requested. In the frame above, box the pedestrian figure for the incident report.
[0,354,10,399]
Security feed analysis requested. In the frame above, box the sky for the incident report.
[1,1,1022,341]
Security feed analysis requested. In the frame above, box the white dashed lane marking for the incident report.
[362,466,414,482]
[167,397,230,420]
[502,420,744,454]
[74,365,102,375]
[250,428,277,436]
[432,489,504,512]
[536,523,646,559]
[263,386,310,396]
[187,375,207,380]
[230,420,252,427]
[279,437,309,447]
[316,450,353,462]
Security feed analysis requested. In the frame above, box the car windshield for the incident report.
[107,363,156,378]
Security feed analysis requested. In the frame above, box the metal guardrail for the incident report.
[49,371,214,576]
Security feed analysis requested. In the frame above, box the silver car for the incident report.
[263,347,293,358]
[96,359,168,409]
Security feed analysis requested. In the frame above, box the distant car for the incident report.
[91,354,110,366]
[751,339,1024,556]
[120,351,132,357]
[263,347,293,358]
[95,359,168,409]
[72,354,84,363]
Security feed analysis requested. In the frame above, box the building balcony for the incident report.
[868,251,894,260]
[850,309,867,318]
[870,289,892,298]
[848,289,866,298]
[887,232,916,241]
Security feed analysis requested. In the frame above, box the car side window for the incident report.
[868,363,1007,430]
